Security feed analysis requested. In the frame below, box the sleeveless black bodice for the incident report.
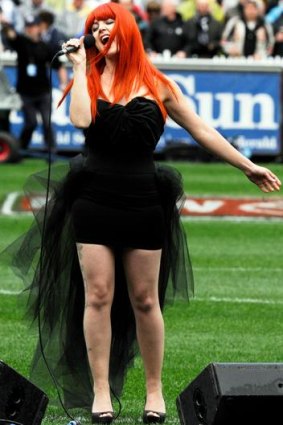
[71,97,166,248]
[85,97,165,173]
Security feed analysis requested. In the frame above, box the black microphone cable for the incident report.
[35,44,122,425]
[35,50,83,425]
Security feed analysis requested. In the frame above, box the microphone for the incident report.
[57,34,95,56]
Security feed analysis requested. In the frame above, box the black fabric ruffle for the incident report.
[2,155,193,410]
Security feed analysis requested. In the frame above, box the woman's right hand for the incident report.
[62,36,86,66]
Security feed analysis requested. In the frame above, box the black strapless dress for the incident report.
[71,97,166,249]
[2,97,194,410]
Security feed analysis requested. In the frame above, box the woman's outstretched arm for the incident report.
[162,78,281,193]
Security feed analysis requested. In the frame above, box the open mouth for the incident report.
[101,34,110,45]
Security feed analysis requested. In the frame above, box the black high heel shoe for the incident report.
[142,410,166,424]
[91,411,114,424]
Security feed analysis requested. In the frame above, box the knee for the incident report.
[85,280,112,310]
[131,290,157,314]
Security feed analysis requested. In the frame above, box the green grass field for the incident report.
[0,159,283,425]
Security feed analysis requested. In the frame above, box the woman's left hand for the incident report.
[244,165,281,193]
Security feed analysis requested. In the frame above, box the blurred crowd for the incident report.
[0,0,282,155]
[2,0,283,59]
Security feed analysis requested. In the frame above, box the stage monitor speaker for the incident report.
[176,362,283,425]
[0,360,49,425]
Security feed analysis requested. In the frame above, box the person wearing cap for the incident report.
[3,14,68,154]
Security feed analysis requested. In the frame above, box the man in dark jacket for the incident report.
[144,0,189,58]
[3,14,68,152]
[183,0,224,58]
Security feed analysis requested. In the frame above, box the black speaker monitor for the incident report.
[176,362,283,425]
[0,360,49,425]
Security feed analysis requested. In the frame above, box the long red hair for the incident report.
[59,2,175,121]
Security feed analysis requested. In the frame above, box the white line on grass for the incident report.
[182,216,283,222]
[0,289,20,295]
[195,296,283,305]
[1,192,22,215]
[194,267,283,272]
[1,289,282,305]
[1,192,34,216]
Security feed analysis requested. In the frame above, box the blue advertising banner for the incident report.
[3,65,282,156]
[160,70,282,156]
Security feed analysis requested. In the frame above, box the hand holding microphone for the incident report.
[58,35,95,58]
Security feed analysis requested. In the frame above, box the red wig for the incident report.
[59,2,175,120]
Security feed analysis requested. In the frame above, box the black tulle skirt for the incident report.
[2,155,194,410]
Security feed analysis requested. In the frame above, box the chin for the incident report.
[106,45,119,57]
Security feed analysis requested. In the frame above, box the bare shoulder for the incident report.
[157,75,205,134]
[157,76,189,118]
[156,75,182,103]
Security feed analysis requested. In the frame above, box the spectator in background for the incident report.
[224,0,246,21]
[265,0,283,56]
[15,0,53,33]
[265,0,283,23]
[145,0,161,22]
[41,0,66,12]
[183,0,224,57]
[57,0,92,38]
[0,62,22,132]
[221,0,274,58]
[0,0,19,27]
[2,15,68,153]
[144,0,189,58]
[117,0,148,21]
[0,0,21,49]
[38,9,66,57]
[221,0,240,16]
[270,8,283,55]
[178,0,225,23]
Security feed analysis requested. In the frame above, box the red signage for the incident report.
[181,197,283,217]
[2,193,283,218]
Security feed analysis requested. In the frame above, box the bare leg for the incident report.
[76,243,115,415]
[123,249,165,416]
